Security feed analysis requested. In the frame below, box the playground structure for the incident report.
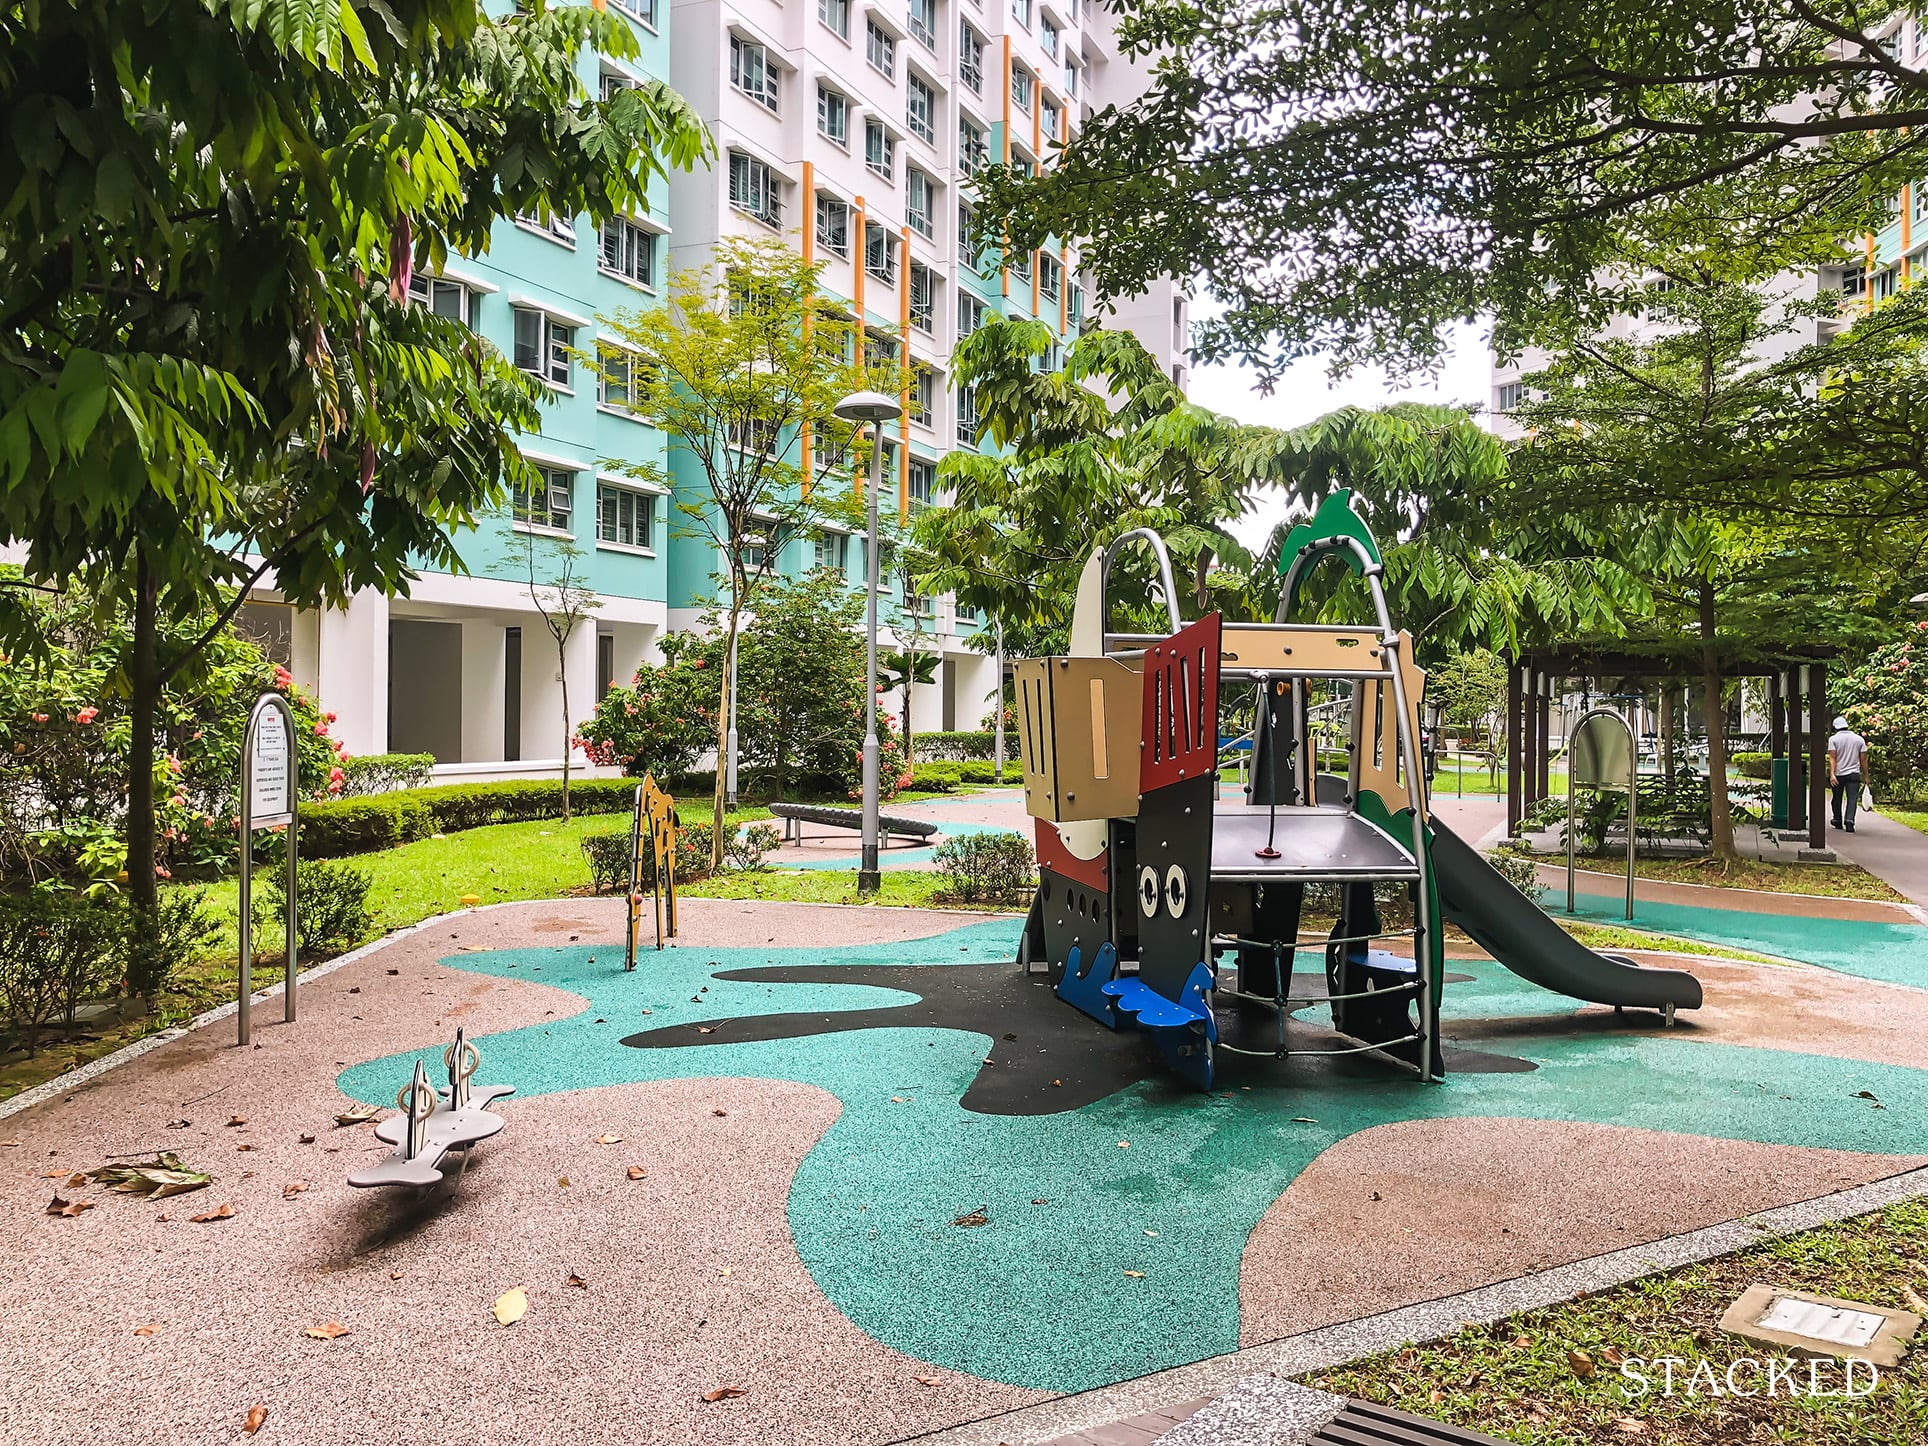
[349,1026,516,1189]
[1014,491,1704,1091]
[625,775,680,968]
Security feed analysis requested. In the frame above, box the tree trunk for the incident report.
[902,665,914,769]
[1697,582,1736,859]
[557,626,572,824]
[127,549,160,914]
[710,604,739,872]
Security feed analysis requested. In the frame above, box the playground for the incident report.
[5,498,1928,1445]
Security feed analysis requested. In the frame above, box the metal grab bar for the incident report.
[1217,980,1422,1009]
[1216,1035,1424,1061]
[1212,930,1416,952]
[1100,527,1184,647]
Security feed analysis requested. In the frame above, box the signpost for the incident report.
[237,692,299,1045]
[1565,707,1637,921]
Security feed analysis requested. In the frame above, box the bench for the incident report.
[768,801,940,848]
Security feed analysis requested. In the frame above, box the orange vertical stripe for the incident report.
[800,161,814,494]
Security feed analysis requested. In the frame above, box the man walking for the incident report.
[1828,715,1867,834]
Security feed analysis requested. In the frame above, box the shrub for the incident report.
[0,890,127,1053]
[918,730,996,762]
[910,760,1003,793]
[932,832,1036,908]
[1485,847,1541,896]
[727,822,781,871]
[1836,627,1928,803]
[298,778,637,858]
[124,888,219,1003]
[581,832,631,895]
[263,859,374,954]
[1731,751,1772,780]
[341,753,435,795]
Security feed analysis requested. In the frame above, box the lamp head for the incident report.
[834,390,902,424]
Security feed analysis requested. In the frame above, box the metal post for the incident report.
[236,692,298,1046]
[992,617,1005,784]
[1808,661,1829,852]
[860,424,884,893]
[725,622,739,807]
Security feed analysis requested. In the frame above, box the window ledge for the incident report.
[596,267,659,295]
[513,219,578,250]
[512,522,576,541]
[596,540,658,558]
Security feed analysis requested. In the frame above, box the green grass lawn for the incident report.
[1308,1199,1928,1445]
[1881,806,1928,838]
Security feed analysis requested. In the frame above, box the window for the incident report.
[909,0,937,47]
[867,328,901,369]
[955,600,979,623]
[959,23,984,93]
[956,383,979,447]
[907,455,934,506]
[514,466,574,531]
[1011,66,1033,114]
[1010,248,1032,282]
[909,262,936,332]
[1068,279,1085,324]
[815,194,851,256]
[864,119,896,182]
[958,202,980,268]
[1041,98,1060,142]
[907,167,936,238]
[1495,383,1528,412]
[1913,184,1928,223]
[865,223,899,284]
[1011,0,1029,27]
[958,290,985,336]
[517,208,575,245]
[599,347,648,411]
[813,530,850,574]
[909,373,935,428]
[819,0,849,38]
[741,534,775,574]
[408,274,471,325]
[730,36,778,111]
[1064,56,1078,96]
[1038,252,1061,301]
[960,118,987,176]
[611,0,656,25]
[597,484,656,550]
[817,84,849,145]
[1872,265,1900,301]
[908,75,937,143]
[866,19,896,78]
[728,152,783,226]
[599,217,656,288]
[728,417,779,456]
[512,308,574,388]
[1040,15,1057,55]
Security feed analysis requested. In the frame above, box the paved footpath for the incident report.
[1829,808,1928,909]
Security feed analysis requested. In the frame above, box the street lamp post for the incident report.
[834,389,901,895]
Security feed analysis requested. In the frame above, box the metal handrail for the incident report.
[1099,527,1184,648]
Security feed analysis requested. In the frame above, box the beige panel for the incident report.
[1220,627,1384,674]
[1014,655,1142,822]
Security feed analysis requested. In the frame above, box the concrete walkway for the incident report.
[1825,809,1928,909]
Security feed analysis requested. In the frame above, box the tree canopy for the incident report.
[985,0,1926,377]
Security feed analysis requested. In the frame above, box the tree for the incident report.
[1499,280,1899,855]
[985,1,1928,377]
[1427,648,1508,780]
[913,319,1259,656]
[594,237,885,865]
[879,645,939,766]
[505,526,599,823]
[0,1,709,920]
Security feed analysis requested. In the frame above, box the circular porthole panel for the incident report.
[1164,865,1188,919]
[1138,866,1160,918]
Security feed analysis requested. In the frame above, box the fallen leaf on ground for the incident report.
[712,1109,728,1117]
[493,1287,529,1326]
[914,1375,944,1386]
[952,1209,989,1228]
[594,1133,623,1145]
[133,1321,163,1337]
[696,1026,716,1034]
[1117,1140,1129,1149]
[283,1182,308,1200]
[189,1202,236,1223]
[1568,1349,1595,1378]
[566,1274,587,1289]
[1905,1284,1928,1314]
[46,1194,93,1217]
[718,1267,732,1278]
[1291,1116,1318,1124]
[625,1166,647,1181]
[226,1116,247,1127]
[297,1134,315,1145]
[334,1105,379,1127]
[557,1176,571,1188]
[1613,1419,1647,1435]
[389,1272,403,1281]
[236,1143,255,1152]
[0,1139,17,1147]
[304,1321,350,1340]
[1031,1198,1048,1205]
[1143,1229,1159,1237]
[701,1386,747,1402]
[1601,1345,1626,1366]
[1122,1269,1146,1279]
[243,1405,268,1435]
[64,1172,85,1187]
[1511,1335,1531,1348]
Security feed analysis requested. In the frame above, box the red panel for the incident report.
[1140,612,1222,792]
[1035,818,1109,893]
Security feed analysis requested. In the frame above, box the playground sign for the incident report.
[237,692,299,1045]
[1565,708,1636,921]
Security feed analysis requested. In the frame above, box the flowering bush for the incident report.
[0,587,341,884]
[1836,624,1928,803]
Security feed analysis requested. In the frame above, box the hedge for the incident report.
[915,730,998,761]
[1732,751,1773,780]
[909,760,1006,792]
[299,778,639,858]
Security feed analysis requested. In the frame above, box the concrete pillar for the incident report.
[315,591,390,758]
[1506,660,1523,833]
[460,619,508,764]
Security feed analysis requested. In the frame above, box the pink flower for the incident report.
[328,778,344,794]
[324,711,337,723]
[166,753,182,773]
[154,865,171,880]
[314,722,329,736]
[74,706,98,724]
[273,666,293,687]
[30,712,46,723]
[171,794,186,807]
